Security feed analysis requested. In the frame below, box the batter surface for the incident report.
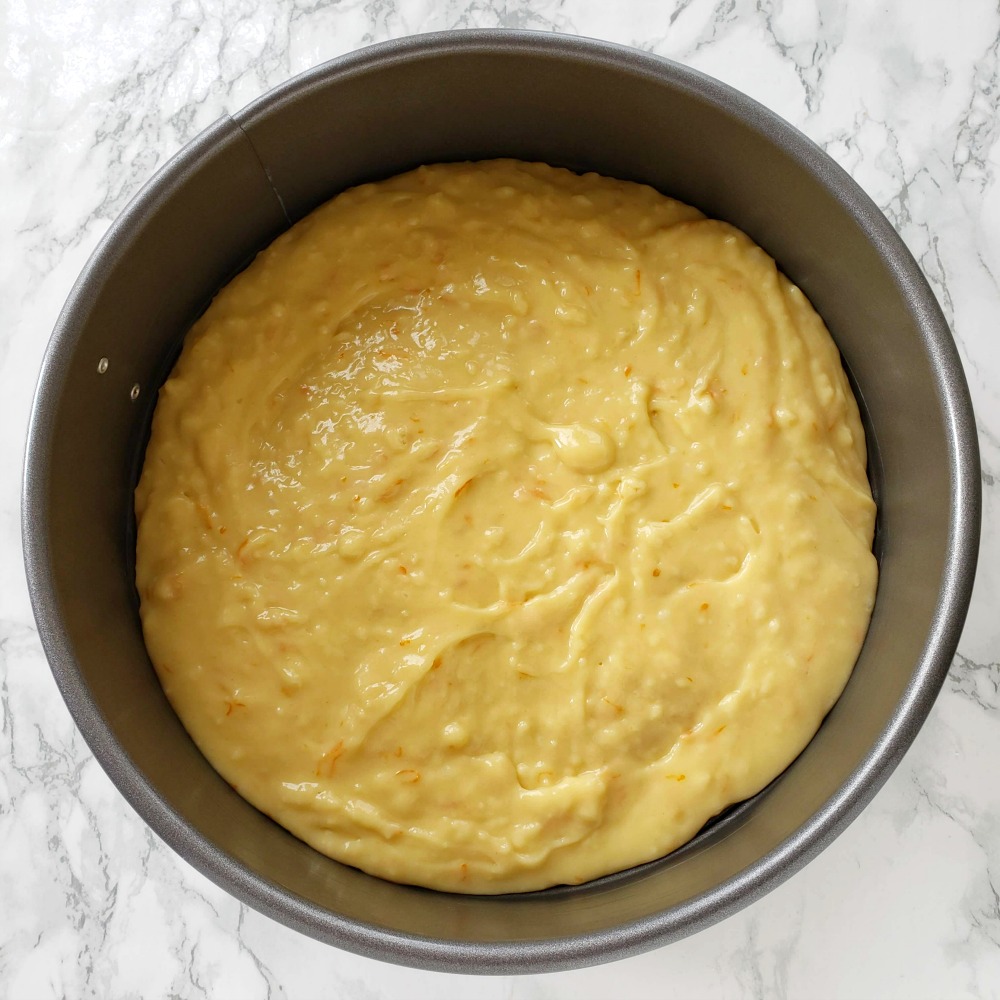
[136,160,877,893]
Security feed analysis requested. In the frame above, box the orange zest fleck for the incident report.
[316,739,345,777]
[196,503,213,530]
[379,479,405,502]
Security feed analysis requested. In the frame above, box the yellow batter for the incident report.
[135,160,877,893]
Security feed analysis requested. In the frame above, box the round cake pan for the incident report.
[22,30,980,973]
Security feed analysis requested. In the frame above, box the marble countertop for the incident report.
[3,0,998,997]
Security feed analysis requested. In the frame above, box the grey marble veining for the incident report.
[2,0,999,997]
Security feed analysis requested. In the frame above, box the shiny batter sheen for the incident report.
[135,160,878,894]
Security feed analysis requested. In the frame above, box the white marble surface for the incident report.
[2,0,999,996]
